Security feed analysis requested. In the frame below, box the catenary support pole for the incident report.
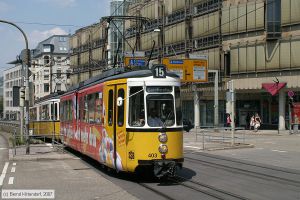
[208,70,219,128]
[0,19,30,154]
[278,90,286,131]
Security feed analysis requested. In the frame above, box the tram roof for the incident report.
[65,68,179,94]
[34,91,64,104]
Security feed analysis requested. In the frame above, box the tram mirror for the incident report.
[117,97,123,106]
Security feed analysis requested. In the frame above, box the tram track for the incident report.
[137,182,177,200]
[169,175,249,200]
[185,151,300,176]
[137,176,249,200]
[184,152,300,187]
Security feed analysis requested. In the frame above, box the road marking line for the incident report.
[0,162,9,186]
[12,163,16,166]
[0,148,7,150]
[184,145,202,150]
[11,167,16,173]
[272,149,287,153]
[256,148,264,150]
[8,177,14,185]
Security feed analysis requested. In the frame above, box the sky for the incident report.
[0,0,110,76]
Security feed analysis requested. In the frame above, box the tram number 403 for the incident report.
[148,153,158,158]
[152,65,166,78]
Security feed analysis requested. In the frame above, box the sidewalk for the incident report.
[182,128,298,151]
[0,132,138,200]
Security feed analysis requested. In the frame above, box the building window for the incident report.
[56,83,61,91]
[44,75,49,80]
[266,0,281,39]
[44,56,50,65]
[56,70,61,78]
[59,37,66,42]
[44,83,49,93]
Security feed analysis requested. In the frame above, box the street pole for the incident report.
[0,19,30,154]
[228,80,235,146]
[208,70,219,128]
[50,57,53,94]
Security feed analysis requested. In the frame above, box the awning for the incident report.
[262,82,286,96]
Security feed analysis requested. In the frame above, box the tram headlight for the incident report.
[158,132,168,143]
[158,144,168,154]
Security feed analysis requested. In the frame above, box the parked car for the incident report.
[183,119,194,132]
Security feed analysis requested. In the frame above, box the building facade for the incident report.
[68,0,300,130]
[69,22,108,84]
[3,64,23,120]
[31,35,71,101]
[0,76,3,118]
[123,0,300,130]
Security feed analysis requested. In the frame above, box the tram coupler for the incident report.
[153,160,176,178]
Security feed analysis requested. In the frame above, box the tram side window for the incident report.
[68,100,73,121]
[30,108,37,121]
[175,87,183,125]
[117,89,125,126]
[79,97,83,122]
[60,102,64,122]
[88,94,95,123]
[50,103,57,121]
[108,90,113,126]
[95,92,103,125]
[66,101,70,121]
[55,103,59,121]
[65,101,69,121]
[83,96,88,123]
[129,86,145,127]
[41,105,49,120]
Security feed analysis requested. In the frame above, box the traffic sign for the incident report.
[124,57,147,68]
[162,58,208,82]
[288,90,295,98]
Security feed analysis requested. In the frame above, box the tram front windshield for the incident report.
[128,86,181,128]
[146,94,174,127]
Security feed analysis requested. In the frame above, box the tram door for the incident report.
[106,84,127,171]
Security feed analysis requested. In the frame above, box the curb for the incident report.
[8,148,77,161]
[205,144,255,151]
[184,143,255,151]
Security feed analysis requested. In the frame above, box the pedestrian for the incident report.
[246,113,251,129]
[249,114,255,130]
[226,113,232,130]
[254,113,261,132]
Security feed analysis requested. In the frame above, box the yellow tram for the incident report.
[29,93,61,140]
[60,65,184,177]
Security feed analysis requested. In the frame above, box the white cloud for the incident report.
[29,27,68,47]
[0,1,12,12]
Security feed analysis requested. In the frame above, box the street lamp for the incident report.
[154,27,163,64]
[0,19,30,154]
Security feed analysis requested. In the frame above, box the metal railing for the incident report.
[11,128,65,156]
[194,126,247,150]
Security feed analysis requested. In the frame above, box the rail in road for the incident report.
[184,152,300,188]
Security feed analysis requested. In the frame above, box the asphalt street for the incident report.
[0,131,299,200]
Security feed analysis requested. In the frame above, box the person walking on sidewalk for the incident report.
[226,113,232,130]
[249,114,255,130]
[254,113,261,132]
